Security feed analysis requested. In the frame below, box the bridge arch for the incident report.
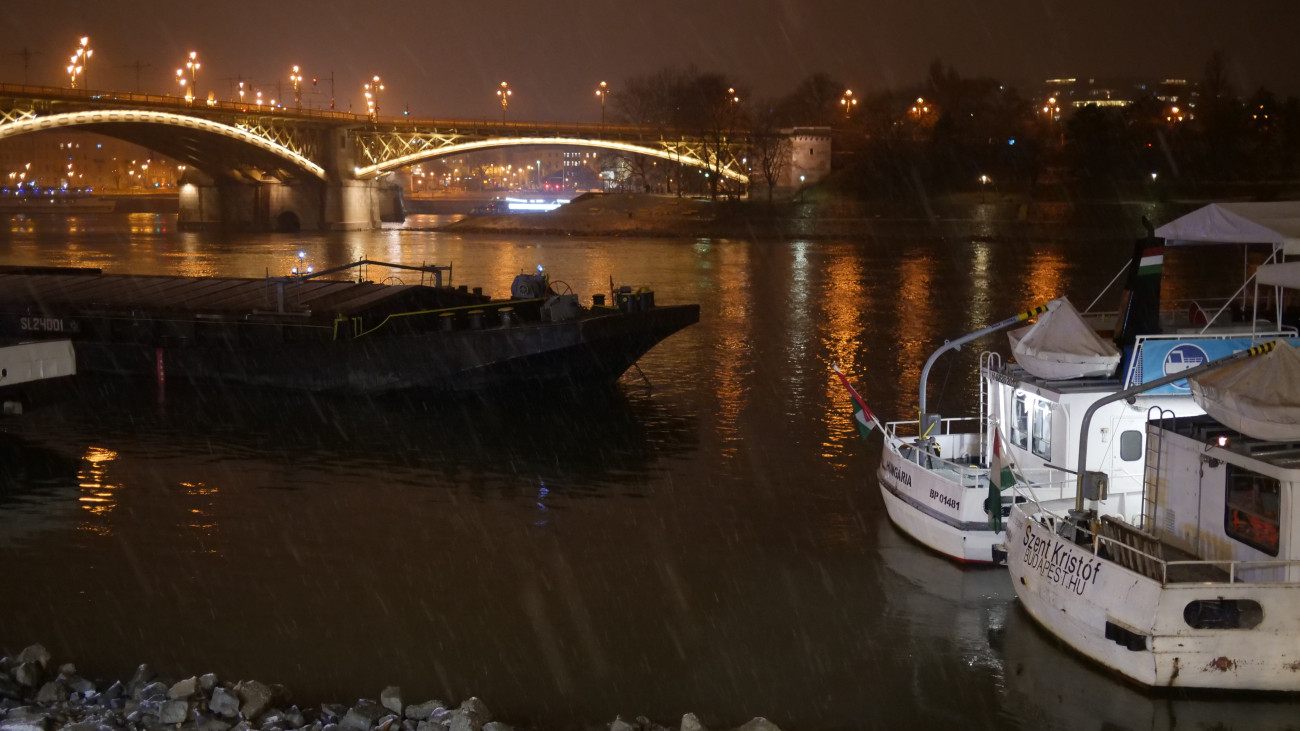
[0,110,327,181]
[353,137,748,184]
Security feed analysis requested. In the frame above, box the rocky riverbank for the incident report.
[0,646,780,731]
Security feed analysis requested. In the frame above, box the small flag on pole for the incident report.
[832,365,884,441]
[986,429,1017,532]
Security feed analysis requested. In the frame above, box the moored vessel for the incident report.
[849,202,1300,564]
[0,260,698,395]
[1005,337,1300,691]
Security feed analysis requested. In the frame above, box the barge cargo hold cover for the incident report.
[0,261,699,394]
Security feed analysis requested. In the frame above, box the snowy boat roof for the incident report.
[1155,202,1300,255]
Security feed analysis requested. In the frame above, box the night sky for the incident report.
[4,1,1300,121]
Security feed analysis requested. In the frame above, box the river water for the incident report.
[1,208,1298,730]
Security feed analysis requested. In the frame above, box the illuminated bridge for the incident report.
[0,83,756,231]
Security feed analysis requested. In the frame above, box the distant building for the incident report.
[779,126,832,190]
[1033,77,1200,119]
[0,131,180,192]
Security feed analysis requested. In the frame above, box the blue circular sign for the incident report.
[1162,343,1209,389]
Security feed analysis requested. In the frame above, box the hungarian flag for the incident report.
[1137,244,1164,276]
[986,430,1017,532]
[832,365,883,441]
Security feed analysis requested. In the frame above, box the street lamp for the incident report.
[840,88,856,118]
[497,81,511,122]
[365,75,384,119]
[177,51,199,103]
[595,80,608,124]
[67,36,91,89]
[290,65,303,110]
[979,174,992,202]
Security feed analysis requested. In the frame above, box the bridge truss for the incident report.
[0,84,750,186]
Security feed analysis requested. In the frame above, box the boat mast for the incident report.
[917,299,1057,445]
[1073,340,1279,511]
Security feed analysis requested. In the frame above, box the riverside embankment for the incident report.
[429,192,1202,241]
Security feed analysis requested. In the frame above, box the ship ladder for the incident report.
[1139,406,1175,532]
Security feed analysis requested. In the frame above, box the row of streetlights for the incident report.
[56,36,621,123]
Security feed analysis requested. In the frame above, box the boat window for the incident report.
[1183,599,1263,630]
[1012,393,1030,450]
[1120,430,1142,461]
[1031,399,1052,460]
[1224,464,1281,556]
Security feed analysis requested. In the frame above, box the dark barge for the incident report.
[0,260,699,394]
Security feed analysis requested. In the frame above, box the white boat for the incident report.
[0,339,76,415]
[1005,338,1300,691]
[867,202,1300,564]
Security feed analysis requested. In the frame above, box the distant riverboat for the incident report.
[0,188,116,214]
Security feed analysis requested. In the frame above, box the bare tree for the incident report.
[750,106,791,200]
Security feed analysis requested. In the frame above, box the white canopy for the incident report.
[1154,202,1300,255]
[1008,298,1121,380]
[1191,343,1300,442]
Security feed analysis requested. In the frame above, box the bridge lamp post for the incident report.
[365,75,384,120]
[497,81,511,122]
[840,89,856,119]
[290,66,303,110]
[186,52,200,101]
[595,81,608,125]
[67,36,91,89]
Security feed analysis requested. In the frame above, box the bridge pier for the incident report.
[178,171,403,232]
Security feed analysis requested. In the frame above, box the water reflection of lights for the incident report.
[1022,248,1067,311]
[892,253,939,414]
[819,245,868,464]
[77,446,120,534]
[184,481,220,546]
[127,213,170,235]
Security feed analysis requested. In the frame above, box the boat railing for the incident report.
[883,415,984,441]
[1032,511,1300,585]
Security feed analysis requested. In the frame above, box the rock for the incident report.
[373,714,400,731]
[199,674,219,693]
[100,681,123,702]
[413,722,439,731]
[680,714,707,731]
[457,698,490,725]
[210,687,241,718]
[169,677,199,700]
[319,706,347,723]
[126,665,153,697]
[17,645,51,670]
[607,718,636,731]
[481,723,513,731]
[446,716,475,731]
[379,688,402,717]
[60,722,114,731]
[159,699,190,724]
[0,707,48,731]
[0,676,23,702]
[734,719,782,731]
[136,682,168,702]
[13,662,42,689]
[196,716,232,731]
[236,680,275,721]
[0,721,46,731]
[340,702,385,731]
[402,701,444,722]
[34,680,65,705]
[64,676,95,695]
